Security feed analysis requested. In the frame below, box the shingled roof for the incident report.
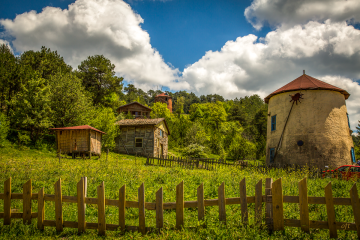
[156,92,171,97]
[116,101,152,111]
[49,125,106,134]
[115,118,170,134]
[264,74,350,103]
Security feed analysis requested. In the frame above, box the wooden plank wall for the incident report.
[1,177,360,238]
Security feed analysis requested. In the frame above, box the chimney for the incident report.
[303,70,305,75]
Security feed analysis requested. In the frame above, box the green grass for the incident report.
[0,145,359,239]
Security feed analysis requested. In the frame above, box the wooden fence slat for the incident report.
[325,182,337,238]
[350,183,360,238]
[4,178,11,225]
[240,178,248,224]
[197,183,205,221]
[97,181,106,235]
[156,187,163,229]
[55,179,63,232]
[138,183,145,234]
[298,178,309,233]
[119,185,126,231]
[272,178,284,231]
[265,178,273,227]
[77,178,86,233]
[23,179,32,225]
[176,181,184,230]
[37,187,45,230]
[255,179,262,224]
[218,182,226,223]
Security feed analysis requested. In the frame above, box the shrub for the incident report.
[182,144,207,158]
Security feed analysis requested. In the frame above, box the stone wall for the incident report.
[115,126,154,156]
[153,127,168,158]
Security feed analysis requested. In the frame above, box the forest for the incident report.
[0,44,359,160]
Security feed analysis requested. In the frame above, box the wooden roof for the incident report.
[156,92,172,98]
[116,101,152,111]
[115,118,170,135]
[49,125,106,134]
[264,74,350,103]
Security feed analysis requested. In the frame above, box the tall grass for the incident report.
[0,146,359,239]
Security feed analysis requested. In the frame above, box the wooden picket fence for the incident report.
[0,177,360,238]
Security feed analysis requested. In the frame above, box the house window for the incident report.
[271,115,276,131]
[351,147,356,163]
[135,138,143,148]
[159,129,163,137]
[270,148,275,163]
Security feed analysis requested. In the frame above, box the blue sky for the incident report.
[1,0,360,127]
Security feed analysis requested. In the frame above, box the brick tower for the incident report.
[154,92,172,113]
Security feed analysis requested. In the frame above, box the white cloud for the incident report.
[181,20,360,128]
[245,0,360,30]
[0,0,189,90]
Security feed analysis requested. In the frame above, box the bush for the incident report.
[182,144,207,158]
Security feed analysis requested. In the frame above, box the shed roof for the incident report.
[115,118,170,135]
[116,101,152,111]
[264,74,350,103]
[156,92,172,98]
[49,125,106,134]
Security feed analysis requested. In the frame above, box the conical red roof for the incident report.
[264,74,350,103]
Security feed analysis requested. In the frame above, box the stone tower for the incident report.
[265,73,355,168]
[154,92,173,113]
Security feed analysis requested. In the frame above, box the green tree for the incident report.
[0,112,9,146]
[150,102,172,119]
[77,55,123,107]
[174,96,185,115]
[49,73,92,127]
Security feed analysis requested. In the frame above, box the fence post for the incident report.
[4,178,11,225]
[97,181,106,235]
[37,187,45,230]
[218,182,226,223]
[138,183,145,234]
[272,178,284,231]
[23,179,32,225]
[156,187,163,229]
[197,183,205,221]
[298,178,309,233]
[325,182,337,238]
[255,179,262,224]
[77,178,86,233]
[240,178,248,224]
[119,185,126,232]
[55,179,63,232]
[176,181,184,230]
[350,183,360,238]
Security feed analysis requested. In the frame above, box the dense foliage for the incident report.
[1,44,267,159]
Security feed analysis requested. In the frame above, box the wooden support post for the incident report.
[97,181,106,235]
[55,179,63,232]
[255,179,262,224]
[4,178,11,225]
[218,182,226,223]
[298,178,309,233]
[77,178,86,233]
[23,179,32,225]
[240,178,248,224]
[176,181,184,230]
[272,178,284,231]
[156,187,163,229]
[138,183,146,234]
[350,183,360,239]
[265,178,273,224]
[119,185,126,232]
[325,182,337,238]
[197,183,205,221]
[37,187,45,230]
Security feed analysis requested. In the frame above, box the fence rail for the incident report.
[1,177,359,238]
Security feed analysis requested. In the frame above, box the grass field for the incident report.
[0,145,359,239]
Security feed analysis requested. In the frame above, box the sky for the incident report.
[1,0,360,129]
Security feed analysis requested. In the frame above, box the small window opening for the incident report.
[60,131,62,135]
[351,147,356,163]
[135,138,143,148]
[271,115,276,131]
[270,148,275,163]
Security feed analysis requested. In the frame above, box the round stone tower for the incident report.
[265,73,355,168]
[154,92,173,113]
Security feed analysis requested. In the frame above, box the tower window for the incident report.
[351,147,356,163]
[271,115,276,131]
[347,113,351,128]
[270,148,275,163]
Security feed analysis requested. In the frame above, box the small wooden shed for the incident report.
[50,125,106,158]
[115,118,170,158]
